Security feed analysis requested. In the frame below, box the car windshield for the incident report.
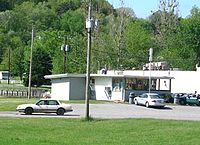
[149,94,160,99]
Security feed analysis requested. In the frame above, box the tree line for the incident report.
[0,0,200,86]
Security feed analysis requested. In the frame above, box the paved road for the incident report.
[1,104,200,121]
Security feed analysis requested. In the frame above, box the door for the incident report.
[47,100,59,113]
[35,100,48,113]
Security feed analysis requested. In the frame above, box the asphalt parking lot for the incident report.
[1,104,200,121]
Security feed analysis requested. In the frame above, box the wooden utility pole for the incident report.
[85,0,92,119]
[63,35,67,73]
[8,47,10,84]
[28,27,34,99]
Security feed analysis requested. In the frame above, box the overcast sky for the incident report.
[107,0,200,18]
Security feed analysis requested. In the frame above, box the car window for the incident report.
[48,100,59,105]
[37,100,48,105]
[150,94,160,99]
[141,94,148,98]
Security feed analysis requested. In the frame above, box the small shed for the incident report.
[0,71,9,80]
[44,74,86,100]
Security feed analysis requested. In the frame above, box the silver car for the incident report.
[134,93,165,108]
[16,99,73,115]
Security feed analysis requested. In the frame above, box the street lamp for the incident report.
[61,35,70,73]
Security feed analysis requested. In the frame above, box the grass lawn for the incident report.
[0,97,38,111]
[0,117,199,145]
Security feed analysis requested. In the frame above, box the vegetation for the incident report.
[0,117,199,145]
[1,0,200,86]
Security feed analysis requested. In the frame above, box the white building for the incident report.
[45,71,173,101]
[0,71,9,80]
[44,66,200,101]
[44,74,86,100]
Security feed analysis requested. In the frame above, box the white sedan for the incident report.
[16,99,73,115]
[134,93,165,108]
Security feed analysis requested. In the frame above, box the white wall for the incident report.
[51,78,70,100]
[170,71,199,94]
[94,77,123,100]
[95,77,112,100]
[111,91,123,100]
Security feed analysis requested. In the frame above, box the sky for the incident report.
[107,0,200,18]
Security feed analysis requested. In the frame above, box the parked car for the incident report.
[134,93,165,108]
[186,96,200,106]
[172,93,200,106]
[16,99,73,115]
[179,94,200,106]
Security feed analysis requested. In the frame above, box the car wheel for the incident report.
[57,108,65,115]
[134,99,138,105]
[159,106,164,109]
[25,107,33,115]
[179,100,186,105]
[145,102,149,108]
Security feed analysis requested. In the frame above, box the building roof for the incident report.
[45,73,174,80]
[44,73,85,79]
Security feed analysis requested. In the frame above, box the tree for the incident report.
[149,0,179,49]
[182,7,200,62]
[23,47,52,87]
[12,47,24,80]
[124,19,153,69]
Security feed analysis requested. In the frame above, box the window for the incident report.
[125,78,148,90]
[125,78,157,91]
[112,78,123,92]
[48,100,59,105]
[37,100,48,105]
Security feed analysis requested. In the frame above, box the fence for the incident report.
[0,88,46,98]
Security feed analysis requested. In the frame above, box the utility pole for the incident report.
[28,26,34,99]
[61,35,70,73]
[63,35,67,73]
[85,0,92,119]
[149,48,153,94]
[8,47,10,84]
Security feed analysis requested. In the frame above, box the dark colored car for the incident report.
[174,93,200,106]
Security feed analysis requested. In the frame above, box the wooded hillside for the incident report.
[0,0,200,86]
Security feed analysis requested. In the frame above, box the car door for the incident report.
[47,100,59,113]
[137,95,143,105]
[35,100,48,113]
[140,94,148,105]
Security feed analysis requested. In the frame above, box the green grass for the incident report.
[0,117,199,145]
[0,97,38,111]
